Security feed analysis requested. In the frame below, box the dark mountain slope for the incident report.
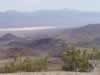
[7,38,67,57]
[0,33,28,48]
[0,33,21,41]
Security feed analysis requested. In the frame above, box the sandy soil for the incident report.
[0,72,99,75]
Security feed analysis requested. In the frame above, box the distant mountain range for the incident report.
[0,24,100,48]
[0,24,100,58]
[0,9,100,28]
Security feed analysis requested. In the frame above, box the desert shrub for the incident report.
[21,57,48,72]
[0,57,48,73]
[62,46,94,72]
[89,48,100,60]
[0,62,18,73]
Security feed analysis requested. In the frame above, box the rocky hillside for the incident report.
[58,24,100,48]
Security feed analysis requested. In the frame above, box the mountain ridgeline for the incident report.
[0,9,100,28]
[58,24,100,48]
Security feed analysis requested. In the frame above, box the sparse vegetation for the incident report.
[0,56,48,73]
[0,46,100,73]
[62,46,94,72]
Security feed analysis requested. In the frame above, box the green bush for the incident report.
[62,46,94,72]
[0,57,48,73]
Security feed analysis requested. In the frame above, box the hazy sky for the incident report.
[0,0,100,12]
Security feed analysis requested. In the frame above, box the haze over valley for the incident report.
[0,0,100,74]
[0,9,100,28]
